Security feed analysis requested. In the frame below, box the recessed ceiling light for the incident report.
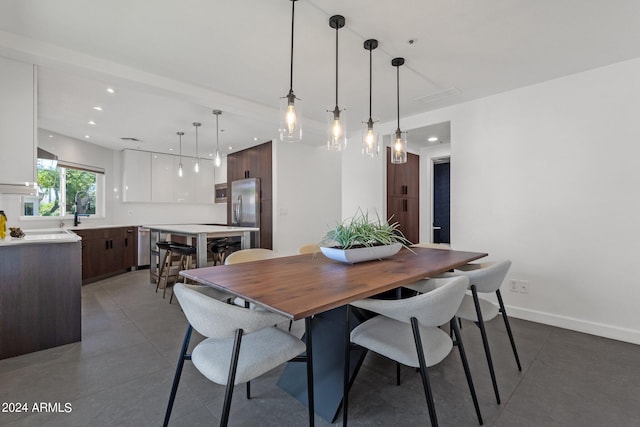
[106,88,115,94]
[84,135,90,139]
[48,134,54,138]
[208,153,213,157]
[93,106,103,111]
[169,148,173,151]
[88,121,96,125]
[253,137,258,141]
[428,136,439,142]
[228,146,233,150]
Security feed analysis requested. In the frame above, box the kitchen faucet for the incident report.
[74,212,90,227]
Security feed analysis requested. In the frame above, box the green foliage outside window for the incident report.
[33,167,97,217]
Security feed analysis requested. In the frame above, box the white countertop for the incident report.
[0,228,81,246]
[145,224,259,234]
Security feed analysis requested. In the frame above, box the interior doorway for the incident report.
[432,157,450,244]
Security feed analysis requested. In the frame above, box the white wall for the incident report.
[273,139,342,255]
[341,135,387,220]
[348,57,640,344]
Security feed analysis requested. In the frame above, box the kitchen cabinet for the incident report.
[0,56,36,187]
[123,150,216,203]
[174,156,195,203]
[122,149,152,202]
[151,152,175,202]
[386,148,420,244]
[195,158,215,203]
[227,141,272,249]
[1,240,81,359]
[74,226,137,284]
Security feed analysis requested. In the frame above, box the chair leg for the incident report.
[246,381,251,400]
[451,318,484,425]
[163,324,193,427]
[471,285,501,404]
[496,290,522,371]
[410,317,439,427]
[396,362,402,386]
[305,316,315,427]
[343,305,350,427]
[221,329,243,427]
[156,249,170,292]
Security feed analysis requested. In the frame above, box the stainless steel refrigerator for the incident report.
[231,178,260,247]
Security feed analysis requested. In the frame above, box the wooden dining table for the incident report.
[180,246,487,422]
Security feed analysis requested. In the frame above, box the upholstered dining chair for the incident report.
[297,243,321,254]
[163,283,312,427]
[343,276,483,427]
[405,259,518,405]
[224,248,279,265]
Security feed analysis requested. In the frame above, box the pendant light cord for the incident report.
[396,65,400,129]
[289,0,295,93]
[216,114,219,149]
[369,48,373,119]
[335,24,339,107]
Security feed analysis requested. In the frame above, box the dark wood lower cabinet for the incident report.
[74,226,138,284]
[0,241,81,360]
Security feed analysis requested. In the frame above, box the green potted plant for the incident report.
[320,209,411,263]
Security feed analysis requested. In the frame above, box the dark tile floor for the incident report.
[1,269,640,426]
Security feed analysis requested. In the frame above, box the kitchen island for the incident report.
[0,229,82,360]
[146,224,259,272]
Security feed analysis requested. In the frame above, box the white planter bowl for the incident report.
[320,243,402,264]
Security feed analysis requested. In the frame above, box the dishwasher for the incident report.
[137,226,151,267]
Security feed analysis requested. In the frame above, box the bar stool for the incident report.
[208,238,228,266]
[168,244,197,304]
[155,241,182,297]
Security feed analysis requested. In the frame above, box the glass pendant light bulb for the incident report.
[327,15,347,151]
[193,122,201,173]
[279,0,302,143]
[214,150,221,167]
[362,39,379,158]
[176,131,185,176]
[286,98,297,135]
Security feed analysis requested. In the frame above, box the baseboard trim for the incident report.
[505,305,640,346]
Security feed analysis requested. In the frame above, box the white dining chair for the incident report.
[343,275,483,427]
[163,283,312,427]
[405,259,519,405]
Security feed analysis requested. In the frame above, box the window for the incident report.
[23,161,104,218]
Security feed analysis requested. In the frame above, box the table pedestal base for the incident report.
[277,306,367,423]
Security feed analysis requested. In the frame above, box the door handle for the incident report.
[402,199,408,212]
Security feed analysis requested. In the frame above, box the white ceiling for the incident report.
[1,0,639,155]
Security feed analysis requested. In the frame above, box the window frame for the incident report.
[20,163,106,221]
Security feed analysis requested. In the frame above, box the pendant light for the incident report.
[279,0,302,143]
[327,14,346,151]
[391,57,407,164]
[212,110,222,167]
[177,131,184,177]
[362,39,379,158]
[193,122,201,173]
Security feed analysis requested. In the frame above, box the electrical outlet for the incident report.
[509,279,529,294]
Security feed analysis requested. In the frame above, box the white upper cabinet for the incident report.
[122,150,151,202]
[195,158,215,204]
[0,56,35,186]
[121,149,216,204]
[174,156,195,203]
[151,152,175,203]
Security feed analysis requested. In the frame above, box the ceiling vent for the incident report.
[120,137,141,142]
[415,87,461,105]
